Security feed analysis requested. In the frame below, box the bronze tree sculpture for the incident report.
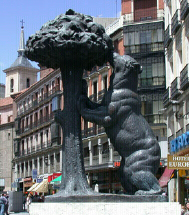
[25,9,113,196]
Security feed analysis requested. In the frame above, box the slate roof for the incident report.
[10,55,33,68]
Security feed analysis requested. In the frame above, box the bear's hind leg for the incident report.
[131,171,162,195]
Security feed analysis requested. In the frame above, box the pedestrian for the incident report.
[23,194,26,211]
[4,194,9,215]
[26,193,32,213]
[184,202,189,215]
[0,194,7,215]
[181,205,186,215]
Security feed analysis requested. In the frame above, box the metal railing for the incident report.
[144,114,165,124]
[21,113,54,134]
[164,25,172,48]
[180,64,189,90]
[125,42,164,55]
[171,77,180,99]
[16,140,60,158]
[17,85,61,116]
[138,77,165,88]
[171,9,181,35]
[82,125,105,138]
[163,87,171,107]
[180,0,189,20]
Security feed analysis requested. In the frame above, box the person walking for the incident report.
[26,194,32,213]
[0,194,7,215]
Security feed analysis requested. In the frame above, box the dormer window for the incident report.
[10,78,14,93]
[26,78,30,88]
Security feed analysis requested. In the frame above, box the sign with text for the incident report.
[167,155,189,170]
[32,169,37,179]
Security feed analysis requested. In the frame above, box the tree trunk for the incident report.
[57,68,92,196]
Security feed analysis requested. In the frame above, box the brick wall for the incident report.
[121,0,132,15]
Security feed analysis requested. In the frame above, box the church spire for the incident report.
[18,19,25,57]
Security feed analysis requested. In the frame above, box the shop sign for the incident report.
[23,177,32,182]
[37,178,43,183]
[48,173,61,182]
[167,155,189,169]
[114,161,120,167]
[170,131,189,153]
[24,181,33,187]
[32,169,37,179]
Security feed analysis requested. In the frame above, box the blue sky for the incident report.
[0,0,121,84]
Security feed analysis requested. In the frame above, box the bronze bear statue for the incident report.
[78,52,162,195]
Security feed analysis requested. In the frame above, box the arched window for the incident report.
[10,78,14,93]
[26,78,30,88]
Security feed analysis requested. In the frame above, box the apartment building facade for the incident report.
[12,68,63,193]
[163,0,189,204]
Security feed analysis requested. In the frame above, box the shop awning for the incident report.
[159,167,174,188]
[33,179,48,193]
[50,175,62,185]
[27,183,39,192]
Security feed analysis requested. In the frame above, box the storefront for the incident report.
[23,177,33,194]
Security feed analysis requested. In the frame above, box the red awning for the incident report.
[159,167,174,188]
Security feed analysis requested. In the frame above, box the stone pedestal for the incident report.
[30,202,181,215]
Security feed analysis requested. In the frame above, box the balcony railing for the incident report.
[138,76,165,88]
[163,87,171,107]
[164,25,172,48]
[144,114,165,124]
[167,42,173,62]
[123,9,163,25]
[16,141,59,158]
[20,113,54,134]
[180,64,189,90]
[82,125,105,139]
[106,16,123,36]
[98,89,106,101]
[181,0,189,20]
[89,94,97,102]
[17,85,61,117]
[125,43,164,55]
[171,77,181,99]
[171,9,181,35]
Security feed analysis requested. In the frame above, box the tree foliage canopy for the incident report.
[25,9,113,70]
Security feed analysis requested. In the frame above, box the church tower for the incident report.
[3,21,39,97]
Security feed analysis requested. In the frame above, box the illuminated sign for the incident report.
[170,131,189,153]
[167,155,189,170]
[114,161,121,167]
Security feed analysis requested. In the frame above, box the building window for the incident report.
[56,153,60,163]
[140,31,151,44]
[26,78,30,88]
[8,133,10,140]
[50,155,54,165]
[10,78,14,93]
[93,145,98,156]
[8,115,12,123]
[84,147,89,158]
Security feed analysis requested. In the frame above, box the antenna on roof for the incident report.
[20,19,25,29]
[116,0,117,18]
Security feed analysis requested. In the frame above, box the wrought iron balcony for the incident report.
[125,43,164,55]
[163,87,171,107]
[171,77,181,99]
[89,94,97,102]
[98,89,106,101]
[181,0,189,20]
[164,25,172,48]
[82,125,105,139]
[171,10,181,35]
[180,64,189,90]
[144,114,165,125]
